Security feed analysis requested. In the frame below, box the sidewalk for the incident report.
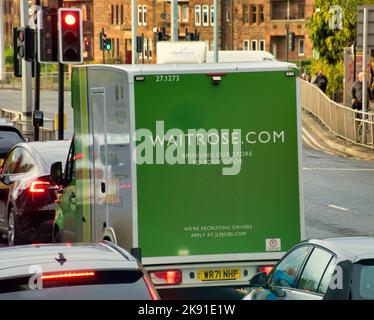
[302,110,374,161]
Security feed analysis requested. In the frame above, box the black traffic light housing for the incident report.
[288,32,295,51]
[38,7,58,63]
[103,38,112,51]
[16,27,35,62]
[58,8,83,64]
[13,27,35,78]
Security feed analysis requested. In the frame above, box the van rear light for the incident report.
[258,266,274,275]
[144,274,160,300]
[149,270,182,286]
[41,271,95,281]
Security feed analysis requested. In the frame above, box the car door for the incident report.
[0,148,22,230]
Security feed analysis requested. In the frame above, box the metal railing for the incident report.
[0,72,70,91]
[301,80,374,149]
[0,108,56,142]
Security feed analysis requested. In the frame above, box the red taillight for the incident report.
[144,275,160,300]
[41,271,95,281]
[149,270,182,286]
[29,181,50,193]
[258,266,274,275]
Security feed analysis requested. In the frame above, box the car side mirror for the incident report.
[50,162,63,185]
[249,272,268,288]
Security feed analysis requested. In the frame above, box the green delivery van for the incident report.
[52,61,304,290]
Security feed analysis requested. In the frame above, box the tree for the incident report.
[307,0,374,64]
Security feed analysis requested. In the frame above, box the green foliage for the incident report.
[307,0,374,64]
[5,47,14,65]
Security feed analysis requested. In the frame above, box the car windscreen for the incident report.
[0,270,153,300]
[351,259,374,300]
[0,130,24,158]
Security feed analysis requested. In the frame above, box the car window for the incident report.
[318,258,336,295]
[2,148,22,175]
[351,259,374,300]
[0,130,24,157]
[297,247,333,293]
[269,245,310,288]
[14,149,36,174]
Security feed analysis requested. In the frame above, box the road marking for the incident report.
[303,167,374,171]
[302,127,335,156]
[327,204,349,212]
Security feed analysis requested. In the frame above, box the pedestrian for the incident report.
[312,70,328,93]
[351,72,371,115]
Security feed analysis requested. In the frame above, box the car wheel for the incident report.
[8,209,21,246]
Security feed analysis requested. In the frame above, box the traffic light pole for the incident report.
[58,0,64,140]
[34,0,41,141]
[20,0,33,138]
[102,28,105,64]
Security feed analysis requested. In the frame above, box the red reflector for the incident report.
[258,266,274,275]
[207,73,226,76]
[64,13,77,26]
[149,270,182,286]
[42,271,95,281]
[73,153,84,160]
[30,181,50,193]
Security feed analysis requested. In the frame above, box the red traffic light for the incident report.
[64,13,77,26]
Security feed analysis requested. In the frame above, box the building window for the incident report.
[251,5,257,24]
[195,5,201,26]
[210,5,215,26]
[137,5,142,26]
[298,39,305,56]
[299,4,305,19]
[251,40,257,51]
[181,4,188,22]
[243,4,250,24]
[117,38,120,57]
[259,5,264,23]
[144,38,152,60]
[116,5,119,25]
[111,5,114,24]
[259,40,265,51]
[143,5,147,26]
[202,5,209,26]
[137,5,147,26]
[121,5,124,24]
[243,40,250,51]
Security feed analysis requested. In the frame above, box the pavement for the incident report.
[302,110,374,161]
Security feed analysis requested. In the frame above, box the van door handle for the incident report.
[101,182,106,193]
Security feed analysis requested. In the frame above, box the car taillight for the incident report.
[258,265,274,275]
[41,271,95,281]
[144,274,160,300]
[29,180,58,193]
[149,270,182,286]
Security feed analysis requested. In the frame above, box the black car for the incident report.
[0,120,25,167]
[0,241,159,300]
[0,140,70,246]
[244,237,374,300]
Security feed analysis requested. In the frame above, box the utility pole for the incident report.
[20,0,33,137]
[0,0,5,81]
[286,25,289,62]
[171,0,178,41]
[102,27,105,64]
[362,7,368,144]
[131,0,137,64]
[214,0,219,62]
[34,0,41,141]
[58,0,64,140]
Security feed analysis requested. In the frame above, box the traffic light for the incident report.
[103,38,112,51]
[99,31,107,50]
[16,27,35,62]
[288,32,295,51]
[58,8,83,64]
[38,7,58,63]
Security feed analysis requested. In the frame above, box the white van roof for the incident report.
[206,50,276,63]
